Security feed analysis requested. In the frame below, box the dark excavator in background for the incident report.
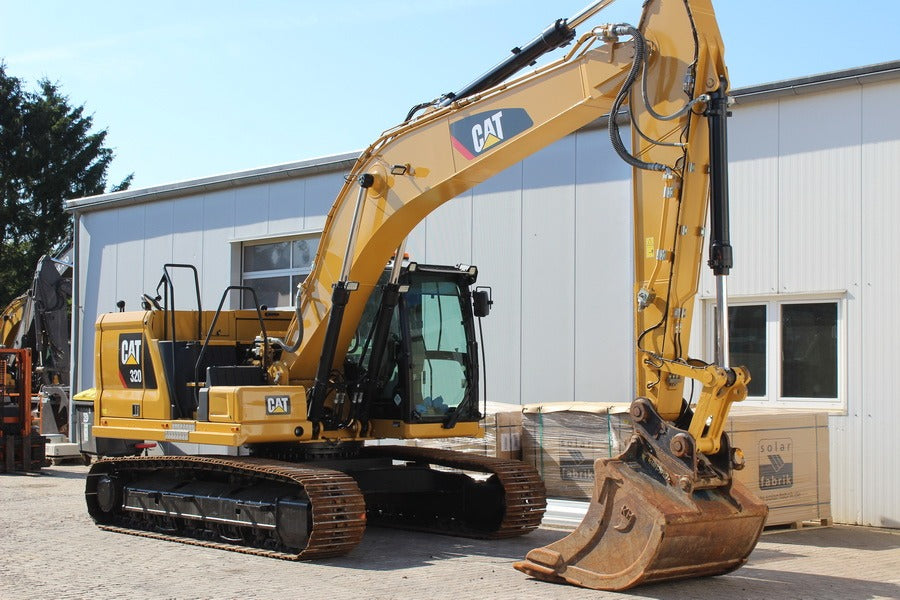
[0,243,74,470]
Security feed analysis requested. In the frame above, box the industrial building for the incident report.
[66,61,900,529]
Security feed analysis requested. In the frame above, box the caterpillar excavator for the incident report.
[83,0,767,590]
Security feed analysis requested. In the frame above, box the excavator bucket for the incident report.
[514,436,768,591]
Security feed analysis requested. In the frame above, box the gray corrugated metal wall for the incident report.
[858,78,900,528]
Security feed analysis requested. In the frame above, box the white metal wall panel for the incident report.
[470,164,524,407]
[859,79,900,527]
[233,186,266,241]
[267,179,305,236]
[777,89,862,293]
[405,220,428,261]
[573,128,634,404]
[170,195,204,275]
[77,210,119,389]
[831,275,865,525]
[424,190,473,264]
[113,205,147,309]
[776,88,867,525]
[199,190,236,306]
[304,173,346,232]
[520,136,577,406]
[142,200,175,292]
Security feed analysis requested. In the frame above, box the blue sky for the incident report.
[2,1,898,191]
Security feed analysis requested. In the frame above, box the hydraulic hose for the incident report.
[269,289,304,353]
[607,24,669,174]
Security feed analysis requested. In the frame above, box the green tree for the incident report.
[0,63,131,306]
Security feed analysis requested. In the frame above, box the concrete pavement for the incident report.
[1,464,897,600]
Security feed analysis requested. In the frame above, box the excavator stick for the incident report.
[514,400,768,590]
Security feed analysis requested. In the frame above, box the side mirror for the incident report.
[473,287,493,318]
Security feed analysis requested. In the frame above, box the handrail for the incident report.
[193,286,269,404]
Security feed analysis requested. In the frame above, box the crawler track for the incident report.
[361,445,546,538]
[86,456,366,560]
[85,447,546,560]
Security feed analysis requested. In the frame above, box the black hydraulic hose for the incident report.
[607,24,669,174]
[405,101,435,123]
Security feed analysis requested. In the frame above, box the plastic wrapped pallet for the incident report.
[408,408,523,460]
[521,402,633,500]
[520,402,831,527]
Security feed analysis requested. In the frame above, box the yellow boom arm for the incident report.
[277,0,739,456]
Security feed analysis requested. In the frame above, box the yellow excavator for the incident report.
[83,0,767,590]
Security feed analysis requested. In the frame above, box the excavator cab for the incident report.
[344,263,483,427]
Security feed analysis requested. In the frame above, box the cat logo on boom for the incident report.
[450,108,533,160]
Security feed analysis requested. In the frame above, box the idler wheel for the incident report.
[95,475,121,513]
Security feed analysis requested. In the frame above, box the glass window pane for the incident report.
[781,303,837,398]
[419,359,466,415]
[243,241,290,272]
[728,305,767,397]
[420,282,466,352]
[242,276,291,309]
[292,238,319,272]
[408,280,470,417]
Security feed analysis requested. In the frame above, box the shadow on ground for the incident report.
[764,525,900,551]
[317,526,568,571]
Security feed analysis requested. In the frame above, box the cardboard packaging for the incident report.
[491,410,523,460]
[406,410,523,460]
[521,402,831,528]
[727,408,831,527]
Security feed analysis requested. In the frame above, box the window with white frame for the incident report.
[708,297,842,408]
[241,236,319,309]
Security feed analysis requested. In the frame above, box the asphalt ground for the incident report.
[1,464,898,600]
